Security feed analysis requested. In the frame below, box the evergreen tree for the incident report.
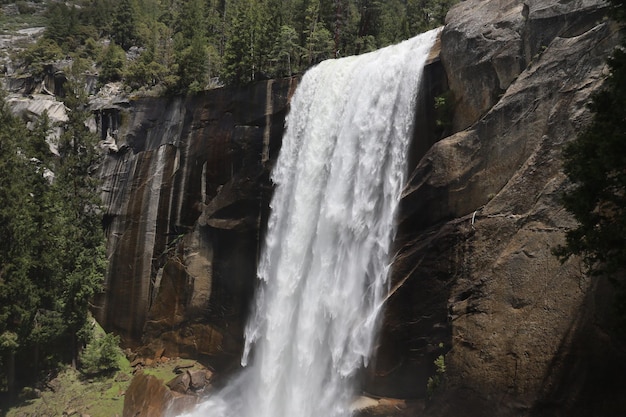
[110,0,139,50]
[168,0,219,92]
[376,0,409,46]
[0,98,41,395]
[15,38,64,73]
[0,89,106,391]
[406,0,444,34]
[222,0,264,85]
[555,46,626,277]
[555,0,626,326]
[174,0,207,41]
[81,0,115,37]
[99,42,126,83]
[55,85,107,366]
[302,0,334,65]
[45,3,80,49]
[176,34,210,93]
[270,25,302,77]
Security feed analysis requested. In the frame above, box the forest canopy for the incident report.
[11,0,458,92]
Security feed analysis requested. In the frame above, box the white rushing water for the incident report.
[178,28,440,417]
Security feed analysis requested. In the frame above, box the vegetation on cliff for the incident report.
[556,0,626,324]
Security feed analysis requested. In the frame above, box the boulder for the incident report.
[166,371,190,394]
[123,373,198,417]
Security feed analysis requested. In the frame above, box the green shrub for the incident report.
[79,332,122,376]
[426,354,446,398]
[98,43,126,84]
[434,91,454,135]
[14,38,63,72]
[16,1,35,15]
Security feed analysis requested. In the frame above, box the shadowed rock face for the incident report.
[95,78,298,367]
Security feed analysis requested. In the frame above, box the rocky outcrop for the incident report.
[123,372,200,417]
[95,79,298,367]
[370,0,626,416]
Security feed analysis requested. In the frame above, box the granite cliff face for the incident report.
[376,0,626,415]
[95,79,298,368]
[96,0,626,415]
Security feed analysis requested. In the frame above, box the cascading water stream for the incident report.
[178,28,440,417]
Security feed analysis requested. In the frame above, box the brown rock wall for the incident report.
[95,78,298,363]
[372,0,626,415]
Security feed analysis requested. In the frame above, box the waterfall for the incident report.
[178,28,440,417]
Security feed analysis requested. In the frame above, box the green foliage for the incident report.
[5,0,458,91]
[125,57,167,90]
[554,2,626,280]
[174,33,210,93]
[0,89,106,392]
[44,3,85,51]
[82,37,103,61]
[434,91,454,136]
[79,331,122,376]
[555,50,626,277]
[301,0,334,65]
[555,0,626,332]
[99,43,126,83]
[406,0,458,34]
[270,25,302,77]
[155,0,223,92]
[375,0,410,46]
[0,332,18,352]
[426,354,446,397]
[16,1,35,15]
[13,37,63,72]
[304,23,334,66]
[110,0,138,50]
[222,0,264,85]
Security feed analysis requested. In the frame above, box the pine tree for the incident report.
[0,98,41,395]
[55,85,107,366]
[99,42,126,83]
[110,0,139,50]
[555,0,626,327]
[270,25,302,77]
[555,46,626,277]
[176,34,210,93]
[302,0,334,65]
[222,0,263,85]
[0,88,106,390]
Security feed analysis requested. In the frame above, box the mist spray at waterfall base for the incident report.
[177,28,440,417]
